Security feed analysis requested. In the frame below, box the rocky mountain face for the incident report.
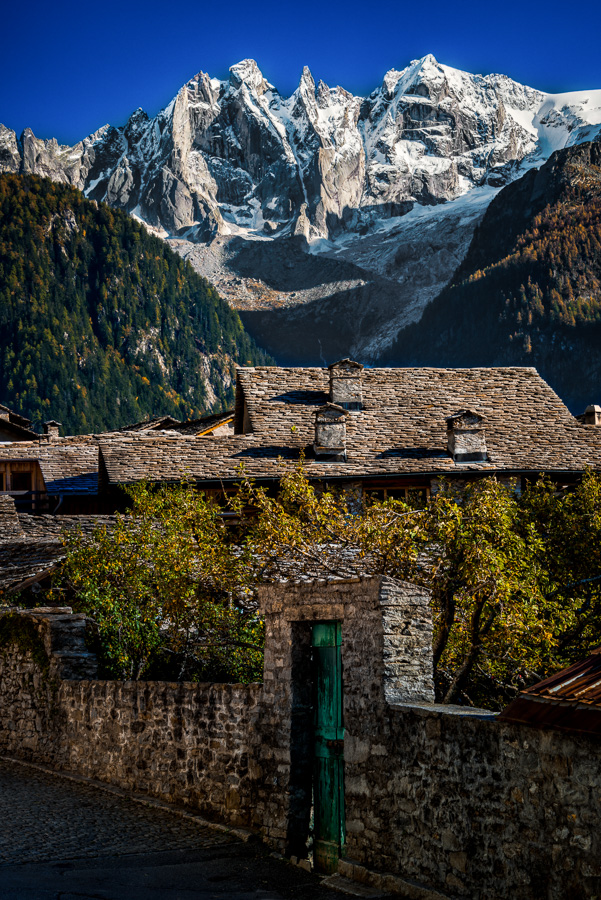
[382,140,601,413]
[2,55,600,362]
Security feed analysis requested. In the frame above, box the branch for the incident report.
[546,573,601,600]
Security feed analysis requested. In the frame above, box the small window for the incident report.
[11,471,32,493]
[0,472,4,490]
[386,488,408,501]
[365,486,429,509]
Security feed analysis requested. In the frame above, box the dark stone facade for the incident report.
[1,582,601,899]
[347,702,601,899]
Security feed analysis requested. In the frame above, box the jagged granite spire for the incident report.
[0,55,598,244]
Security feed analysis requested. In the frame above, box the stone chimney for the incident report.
[0,494,24,539]
[43,421,62,440]
[328,359,364,410]
[314,403,348,461]
[584,405,601,425]
[446,410,487,463]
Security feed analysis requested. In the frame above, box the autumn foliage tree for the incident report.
[238,470,550,706]
[57,482,263,682]
[53,467,601,707]
[238,466,601,706]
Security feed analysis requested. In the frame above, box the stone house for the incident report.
[97,362,601,503]
[0,435,104,515]
[0,411,234,516]
[2,361,601,583]
[0,403,39,443]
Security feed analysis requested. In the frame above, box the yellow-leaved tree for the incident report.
[58,482,263,682]
[53,466,601,708]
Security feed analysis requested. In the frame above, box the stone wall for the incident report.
[60,680,260,826]
[2,584,601,899]
[0,577,433,847]
[343,702,601,900]
[0,608,260,827]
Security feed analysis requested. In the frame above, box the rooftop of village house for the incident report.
[0,403,39,441]
[0,435,102,496]
[98,365,601,485]
[0,494,118,591]
[499,645,601,736]
[0,409,235,499]
[2,362,601,596]
[118,410,234,436]
[2,366,601,502]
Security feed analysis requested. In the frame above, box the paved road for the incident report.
[0,759,342,900]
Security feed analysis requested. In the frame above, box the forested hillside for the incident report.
[0,174,271,434]
[384,141,601,413]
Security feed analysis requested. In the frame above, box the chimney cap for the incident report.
[314,403,348,461]
[328,358,364,372]
[583,404,601,425]
[446,409,484,428]
[43,420,62,437]
[315,402,349,419]
[446,409,487,463]
[328,361,364,410]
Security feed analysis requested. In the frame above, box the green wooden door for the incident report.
[312,621,344,874]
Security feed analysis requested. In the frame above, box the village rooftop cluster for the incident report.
[2,360,601,595]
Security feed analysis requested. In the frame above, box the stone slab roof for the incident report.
[0,502,118,592]
[18,514,117,539]
[0,421,39,441]
[0,436,102,495]
[0,403,32,429]
[120,415,183,432]
[98,366,601,485]
[121,411,234,436]
[0,539,64,591]
[0,411,232,500]
[0,403,37,440]
[174,412,234,436]
[0,505,117,592]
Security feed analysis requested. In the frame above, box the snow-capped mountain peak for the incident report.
[1,55,600,245]
[229,59,272,95]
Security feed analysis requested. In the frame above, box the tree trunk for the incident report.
[443,599,498,703]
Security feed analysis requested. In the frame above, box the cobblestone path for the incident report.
[0,757,234,865]
[0,757,346,899]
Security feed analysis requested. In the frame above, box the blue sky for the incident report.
[2,0,601,144]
